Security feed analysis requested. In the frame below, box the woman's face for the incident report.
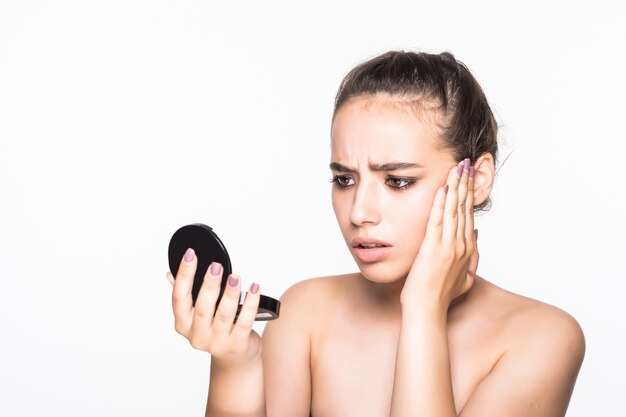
[330,95,457,284]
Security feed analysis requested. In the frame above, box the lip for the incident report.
[350,237,392,263]
[351,237,392,248]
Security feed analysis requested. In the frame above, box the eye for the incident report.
[330,175,355,188]
[385,177,416,190]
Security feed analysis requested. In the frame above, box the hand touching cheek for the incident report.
[400,158,479,315]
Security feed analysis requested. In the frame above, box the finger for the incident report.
[465,230,480,291]
[231,282,261,344]
[190,262,225,344]
[165,271,175,286]
[465,165,476,244]
[456,158,470,243]
[211,273,243,336]
[172,248,196,335]
[424,184,448,242]
[441,161,463,242]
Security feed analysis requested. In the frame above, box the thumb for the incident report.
[466,229,479,286]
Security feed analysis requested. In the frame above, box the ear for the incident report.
[472,152,495,207]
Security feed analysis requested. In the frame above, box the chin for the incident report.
[355,260,408,284]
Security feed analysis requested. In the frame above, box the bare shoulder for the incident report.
[478,278,585,357]
[268,273,353,327]
[458,278,585,416]
[261,274,352,415]
[277,273,343,303]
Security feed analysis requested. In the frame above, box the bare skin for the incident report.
[168,94,585,416]
[263,273,584,416]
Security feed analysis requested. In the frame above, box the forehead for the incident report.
[330,95,453,166]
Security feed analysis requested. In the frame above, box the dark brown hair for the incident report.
[332,50,498,212]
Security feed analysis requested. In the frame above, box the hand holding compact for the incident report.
[166,224,280,364]
[167,250,263,364]
[400,158,479,313]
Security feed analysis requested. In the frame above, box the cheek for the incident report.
[392,187,437,252]
[331,189,348,226]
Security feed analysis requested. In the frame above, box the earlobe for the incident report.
[472,153,495,207]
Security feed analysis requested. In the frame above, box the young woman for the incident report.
[167,51,585,417]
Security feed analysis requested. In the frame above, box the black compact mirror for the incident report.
[168,223,280,321]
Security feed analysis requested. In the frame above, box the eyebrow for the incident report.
[329,162,424,173]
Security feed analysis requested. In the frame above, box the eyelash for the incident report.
[329,175,354,188]
[385,177,417,190]
[329,175,417,190]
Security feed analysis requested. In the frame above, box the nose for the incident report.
[350,179,381,227]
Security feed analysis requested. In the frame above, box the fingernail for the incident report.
[184,248,195,262]
[228,275,239,287]
[464,158,471,171]
[469,166,475,179]
[474,229,478,241]
[444,184,449,195]
[456,164,463,177]
[210,262,222,276]
[250,282,259,294]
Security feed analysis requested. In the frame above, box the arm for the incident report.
[391,159,585,416]
[204,278,315,417]
[391,159,476,416]
[166,250,265,417]
[391,306,456,416]
[205,351,265,417]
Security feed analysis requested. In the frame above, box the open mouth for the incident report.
[351,237,391,248]
[351,239,392,262]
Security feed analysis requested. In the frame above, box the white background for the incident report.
[1,1,624,416]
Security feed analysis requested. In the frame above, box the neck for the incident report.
[355,273,406,318]
[354,273,482,322]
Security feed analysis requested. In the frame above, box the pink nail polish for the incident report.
[184,248,194,262]
[469,166,475,179]
[463,158,470,171]
[228,275,239,287]
[474,229,478,241]
[210,262,222,276]
[251,282,259,294]
[444,184,449,195]
[457,164,463,177]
